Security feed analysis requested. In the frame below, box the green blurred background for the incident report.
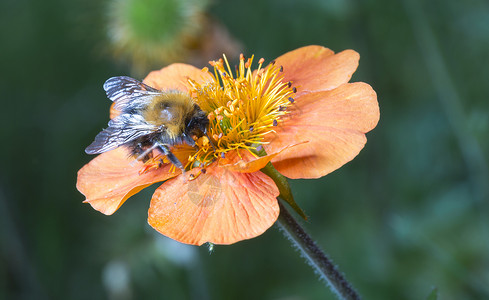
[1,0,489,299]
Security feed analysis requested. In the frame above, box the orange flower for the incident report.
[77,45,379,245]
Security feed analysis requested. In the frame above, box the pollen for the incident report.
[186,54,295,168]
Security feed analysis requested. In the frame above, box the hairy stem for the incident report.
[277,201,361,300]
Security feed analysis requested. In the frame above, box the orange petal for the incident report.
[275,45,359,94]
[264,82,379,179]
[143,63,213,92]
[147,164,280,245]
[76,147,178,215]
[109,102,120,119]
[218,142,308,173]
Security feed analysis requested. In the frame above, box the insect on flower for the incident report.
[85,76,211,171]
[77,45,379,245]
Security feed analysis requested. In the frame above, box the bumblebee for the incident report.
[85,76,209,171]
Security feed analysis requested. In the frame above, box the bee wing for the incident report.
[85,114,157,154]
[104,76,161,111]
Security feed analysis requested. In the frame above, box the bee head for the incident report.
[186,108,209,136]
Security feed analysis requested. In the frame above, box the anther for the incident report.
[287,81,292,88]
[273,120,278,126]
[223,110,232,117]
[278,106,286,111]
[279,66,283,72]
[292,87,297,93]
[256,145,263,152]
[221,152,225,158]
[201,168,207,174]
[249,126,254,132]
[258,58,265,64]
[288,97,295,103]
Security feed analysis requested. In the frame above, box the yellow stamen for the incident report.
[139,154,168,175]
[138,53,296,175]
[186,53,295,168]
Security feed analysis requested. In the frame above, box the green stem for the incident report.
[260,161,359,299]
[277,201,361,300]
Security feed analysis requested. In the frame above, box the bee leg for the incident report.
[183,133,196,147]
[155,142,185,173]
[136,143,158,161]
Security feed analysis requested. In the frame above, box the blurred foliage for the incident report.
[1,0,489,299]
[107,0,210,74]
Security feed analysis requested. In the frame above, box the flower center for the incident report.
[140,54,296,174]
[187,54,296,168]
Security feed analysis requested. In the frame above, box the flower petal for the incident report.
[218,142,308,173]
[265,82,379,179]
[109,102,120,119]
[275,45,359,94]
[147,164,280,245]
[76,147,178,215]
[143,63,213,92]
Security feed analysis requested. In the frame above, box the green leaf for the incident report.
[261,162,307,220]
